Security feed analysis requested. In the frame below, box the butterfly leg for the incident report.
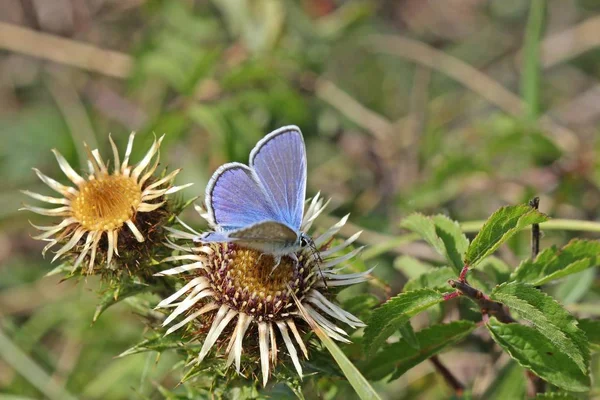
[269,255,282,275]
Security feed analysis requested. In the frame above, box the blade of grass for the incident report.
[521,0,546,121]
[290,289,382,400]
[0,327,77,400]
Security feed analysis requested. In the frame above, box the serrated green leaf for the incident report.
[93,281,150,323]
[487,318,589,392]
[363,289,444,354]
[400,213,468,273]
[400,264,449,323]
[578,319,600,351]
[45,262,75,278]
[398,322,419,350]
[482,361,526,400]
[431,214,469,270]
[400,214,446,259]
[364,321,476,381]
[118,334,188,358]
[491,283,589,374]
[404,266,455,292]
[342,294,379,316]
[465,204,548,266]
[511,239,600,286]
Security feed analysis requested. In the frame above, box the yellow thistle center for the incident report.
[71,175,142,231]
[227,248,296,298]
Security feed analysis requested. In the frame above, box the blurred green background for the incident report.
[2,0,600,399]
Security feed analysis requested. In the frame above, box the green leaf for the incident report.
[578,319,600,351]
[482,361,526,400]
[465,204,548,266]
[117,334,188,358]
[363,289,444,354]
[398,322,419,350]
[93,280,150,323]
[364,321,476,381]
[342,294,379,317]
[490,282,589,374]
[400,213,468,273]
[45,263,73,278]
[431,214,469,270]
[487,318,589,392]
[404,266,455,292]
[555,268,595,304]
[511,239,600,286]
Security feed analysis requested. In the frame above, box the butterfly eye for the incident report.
[300,235,309,247]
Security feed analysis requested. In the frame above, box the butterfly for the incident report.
[198,125,313,266]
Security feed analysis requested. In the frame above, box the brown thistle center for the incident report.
[71,175,142,231]
[206,244,317,321]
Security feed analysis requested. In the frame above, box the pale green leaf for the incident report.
[364,321,476,381]
[404,266,455,292]
[482,361,526,400]
[400,213,468,273]
[487,317,589,392]
[555,268,595,304]
[578,319,600,351]
[363,289,444,354]
[400,214,446,260]
[465,204,548,266]
[511,239,600,286]
[431,214,469,270]
[490,282,589,374]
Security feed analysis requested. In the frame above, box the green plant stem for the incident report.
[521,0,546,121]
[460,219,600,234]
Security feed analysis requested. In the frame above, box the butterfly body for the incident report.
[199,126,311,261]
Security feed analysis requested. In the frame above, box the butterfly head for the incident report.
[299,232,311,248]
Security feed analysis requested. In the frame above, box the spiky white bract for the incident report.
[22,133,192,273]
[156,193,371,387]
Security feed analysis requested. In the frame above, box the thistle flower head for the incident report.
[156,194,371,386]
[22,133,192,274]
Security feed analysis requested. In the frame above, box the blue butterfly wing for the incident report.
[250,126,307,231]
[205,162,279,230]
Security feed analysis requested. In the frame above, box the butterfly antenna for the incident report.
[308,238,328,290]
